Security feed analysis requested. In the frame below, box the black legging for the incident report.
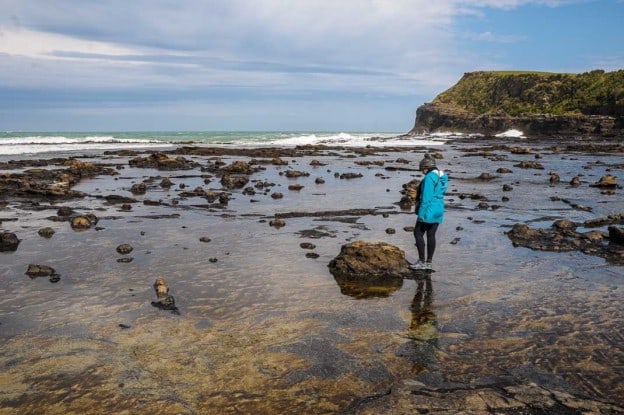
[413,221,439,263]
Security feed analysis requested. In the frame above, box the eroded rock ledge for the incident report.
[506,217,624,264]
[349,376,624,414]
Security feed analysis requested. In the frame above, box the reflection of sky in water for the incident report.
[0,142,622,411]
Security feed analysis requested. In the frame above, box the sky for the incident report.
[0,0,623,132]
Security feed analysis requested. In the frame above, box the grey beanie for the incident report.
[419,153,436,170]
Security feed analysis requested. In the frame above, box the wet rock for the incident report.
[350,377,624,415]
[510,146,531,154]
[120,203,132,211]
[549,171,560,184]
[300,242,316,250]
[515,160,544,169]
[288,184,304,191]
[609,226,624,245]
[506,221,624,264]
[117,257,133,263]
[496,167,513,173]
[38,227,55,238]
[339,172,363,179]
[385,228,396,234]
[284,170,310,178]
[503,184,514,191]
[305,252,320,259]
[450,237,460,244]
[130,183,147,195]
[160,177,173,188]
[151,277,179,313]
[220,174,249,189]
[328,240,411,279]
[57,206,74,217]
[104,195,138,204]
[590,174,618,188]
[70,213,98,231]
[116,244,133,255]
[399,179,421,210]
[209,257,218,263]
[315,177,325,184]
[25,264,60,282]
[222,160,254,174]
[570,175,581,187]
[0,232,20,252]
[476,172,496,180]
[584,214,624,228]
[271,192,284,199]
[269,218,286,228]
[310,160,326,166]
[330,242,406,299]
[199,236,211,243]
[129,152,196,170]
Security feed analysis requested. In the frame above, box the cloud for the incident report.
[0,0,613,130]
[465,31,527,42]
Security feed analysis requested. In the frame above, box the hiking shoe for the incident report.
[409,260,426,270]
[424,262,433,271]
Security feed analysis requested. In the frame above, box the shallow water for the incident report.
[0,141,622,413]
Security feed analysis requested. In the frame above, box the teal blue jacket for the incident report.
[417,168,448,223]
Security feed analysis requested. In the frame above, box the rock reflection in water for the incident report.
[333,273,403,299]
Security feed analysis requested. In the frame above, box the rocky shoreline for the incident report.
[1,137,623,414]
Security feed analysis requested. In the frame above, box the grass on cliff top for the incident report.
[434,69,624,116]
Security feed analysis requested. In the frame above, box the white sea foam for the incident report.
[0,135,170,155]
[261,132,450,147]
[495,129,525,138]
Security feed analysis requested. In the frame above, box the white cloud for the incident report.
[0,26,138,60]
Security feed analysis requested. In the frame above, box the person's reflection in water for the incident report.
[400,275,439,371]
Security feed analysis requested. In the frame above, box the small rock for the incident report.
[0,232,21,252]
[57,206,74,217]
[38,227,55,238]
[271,192,284,199]
[306,252,320,259]
[199,236,211,243]
[591,175,617,188]
[270,219,286,228]
[116,244,134,255]
[130,183,147,194]
[117,257,133,263]
[385,228,396,234]
[300,242,316,250]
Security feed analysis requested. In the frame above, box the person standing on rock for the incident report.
[411,153,448,271]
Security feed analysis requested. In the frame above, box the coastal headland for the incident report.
[409,70,624,138]
[1,134,623,414]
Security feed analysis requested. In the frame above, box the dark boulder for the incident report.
[116,244,133,255]
[38,227,55,238]
[329,241,408,298]
[0,232,20,252]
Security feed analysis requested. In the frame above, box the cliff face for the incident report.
[410,70,624,137]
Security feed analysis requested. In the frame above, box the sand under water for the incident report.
[0,137,622,414]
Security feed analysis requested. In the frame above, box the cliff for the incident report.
[409,70,624,137]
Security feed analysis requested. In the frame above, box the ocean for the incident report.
[0,131,464,156]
